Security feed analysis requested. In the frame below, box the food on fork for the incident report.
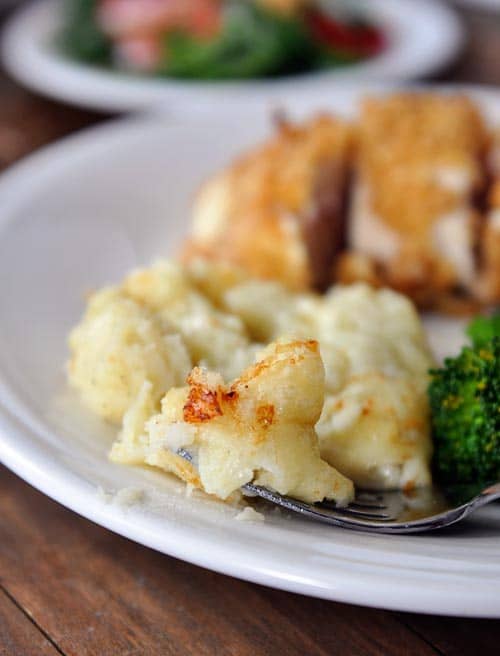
[190,260,435,490]
[184,92,500,313]
[68,259,434,496]
[111,339,354,504]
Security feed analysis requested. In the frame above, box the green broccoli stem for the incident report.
[467,311,500,349]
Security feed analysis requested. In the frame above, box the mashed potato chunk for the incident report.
[122,260,258,380]
[314,285,433,489]
[68,288,191,423]
[68,261,258,424]
[111,340,354,504]
[70,257,434,495]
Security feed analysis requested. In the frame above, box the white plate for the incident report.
[1,85,500,618]
[1,0,465,113]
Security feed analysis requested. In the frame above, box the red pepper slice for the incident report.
[305,9,385,57]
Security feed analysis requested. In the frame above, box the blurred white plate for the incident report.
[1,85,499,617]
[1,0,464,113]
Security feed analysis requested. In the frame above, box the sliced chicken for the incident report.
[184,115,354,291]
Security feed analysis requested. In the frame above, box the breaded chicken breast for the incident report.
[184,114,354,290]
[185,93,500,312]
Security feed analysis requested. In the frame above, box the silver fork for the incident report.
[241,480,500,534]
[177,449,500,534]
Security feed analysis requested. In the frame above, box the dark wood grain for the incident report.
[3,465,500,656]
[449,7,500,85]
[2,3,500,654]
[0,466,441,656]
[0,588,60,656]
[0,76,104,173]
[398,613,500,656]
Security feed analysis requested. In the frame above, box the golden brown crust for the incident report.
[256,403,275,428]
[341,94,500,310]
[358,94,487,235]
[183,93,500,312]
[235,339,318,387]
[490,179,500,207]
[181,340,319,433]
[183,374,223,423]
[348,94,489,309]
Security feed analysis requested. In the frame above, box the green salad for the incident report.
[60,0,385,79]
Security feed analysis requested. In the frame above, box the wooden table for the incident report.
[1,3,500,654]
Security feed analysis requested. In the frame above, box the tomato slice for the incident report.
[305,9,385,57]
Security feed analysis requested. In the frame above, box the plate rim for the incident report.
[1,89,500,617]
[3,396,499,620]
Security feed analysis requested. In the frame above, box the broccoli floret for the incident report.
[467,312,500,349]
[429,333,500,485]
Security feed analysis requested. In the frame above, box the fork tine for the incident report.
[349,500,388,510]
[356,491,385,502]
[318,500,394,520]
[337,508,395,520]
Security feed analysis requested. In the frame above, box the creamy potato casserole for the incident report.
[69,259,434,504]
